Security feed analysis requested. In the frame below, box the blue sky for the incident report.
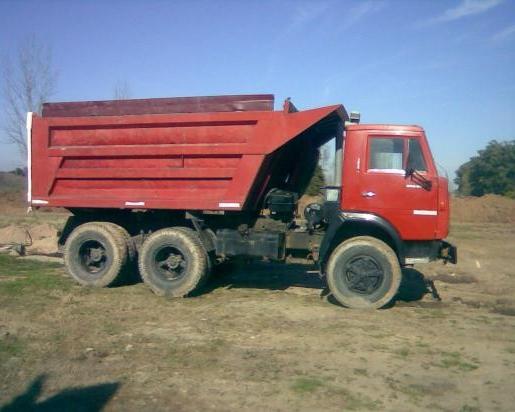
[0,0,514,182]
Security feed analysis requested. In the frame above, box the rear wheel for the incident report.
[64,222,129,287]
[99,222,138,282]
[101,222,136,261]
[138,227,208,297]
[326,236,401,309]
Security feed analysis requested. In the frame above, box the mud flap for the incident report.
[439,241,457,264]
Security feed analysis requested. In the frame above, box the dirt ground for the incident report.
[1,193,515,411]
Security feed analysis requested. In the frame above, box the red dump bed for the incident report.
[28,95,346,211]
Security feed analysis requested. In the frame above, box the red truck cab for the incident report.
[342,124,449,241]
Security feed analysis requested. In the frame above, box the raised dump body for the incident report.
[29,95,346,211]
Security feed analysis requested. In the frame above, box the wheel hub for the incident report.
[89,247,105,263]
[164,253,184,270]
[344,256,384,295]
[79,241,107,273]
[155,247,187,281]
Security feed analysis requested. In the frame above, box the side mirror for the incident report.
[405,167,415,178]
[406,169,432,191]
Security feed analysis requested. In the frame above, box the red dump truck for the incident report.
[27,94,456,309]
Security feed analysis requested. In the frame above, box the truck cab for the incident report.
[341,124,448,242]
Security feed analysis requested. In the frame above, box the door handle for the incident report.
[361,191,376,198]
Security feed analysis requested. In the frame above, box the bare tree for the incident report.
[113,80,132,100]
[1,36,57,158]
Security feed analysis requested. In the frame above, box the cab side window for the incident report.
[368,137,404,171]
[407,138,427,172]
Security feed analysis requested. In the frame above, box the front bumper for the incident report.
[439,241,457,264]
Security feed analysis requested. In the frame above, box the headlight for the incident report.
[324,186,340,202]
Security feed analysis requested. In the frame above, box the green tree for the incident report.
[305,164,326,196]
[455,140,515,198]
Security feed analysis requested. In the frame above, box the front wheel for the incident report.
[326,236,401,309]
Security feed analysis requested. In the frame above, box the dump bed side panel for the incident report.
[29,105,344,211]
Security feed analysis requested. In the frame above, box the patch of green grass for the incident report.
[369,343,389,351]
[50,331,65,343]
[291,375,381,409]
[459,404,481,412]
[385,377,425,405]
[0,335,25,363]
[353,368,368,377]
[434,351,479,372]
[167,338,227,369]
[395,347,410,358]
[473,315,492,325]
[329,387,382,410]
[415,340,430,347]
[0,255,70,298]
[400,384,426,403]
[291,376,325,393]
[102,322,123,336]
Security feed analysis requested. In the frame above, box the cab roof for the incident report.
[346,124,424,132]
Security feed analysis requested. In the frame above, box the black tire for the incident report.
[138,227,208,297]
[173,227,212,281]
[99,222,136,260]
[99,222,138,282]
[64,222,129,287]
[326,236,401,309]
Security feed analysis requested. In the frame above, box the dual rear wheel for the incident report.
[64,223,209,296]
[137,227,209,297]
[64,222,134,287]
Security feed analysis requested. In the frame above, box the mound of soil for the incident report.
[0,225,28,244]
[0,223,59,255]
[451,194,515,223]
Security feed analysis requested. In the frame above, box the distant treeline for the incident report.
[8,167,27,177]
[455,140,515,199]
[7,167,27,176]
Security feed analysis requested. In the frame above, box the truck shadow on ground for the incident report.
[195,262,436,307]
[0,374,119,412]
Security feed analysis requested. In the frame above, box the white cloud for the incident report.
[342,1,386,29]
[287,0,385,34]
[288,1,331,33]
[491,24,515,41]
[425,0,503,25]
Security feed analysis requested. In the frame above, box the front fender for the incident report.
[318,210,404,270]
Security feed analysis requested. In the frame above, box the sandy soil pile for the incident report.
[0,225,28,244]
[451,194,515,223]
[0,223,59,255]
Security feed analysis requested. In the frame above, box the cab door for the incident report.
[343,131,438,240]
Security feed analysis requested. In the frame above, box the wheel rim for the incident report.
[152,245,188,282]
[343,255,384,295]
[78,239,108,274]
